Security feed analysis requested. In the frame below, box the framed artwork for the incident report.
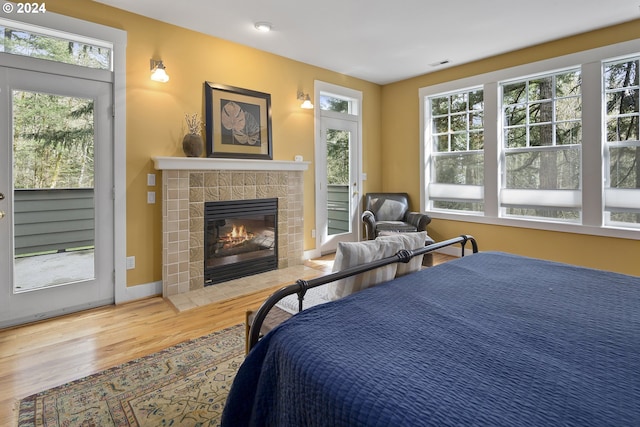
[204,82,273,159]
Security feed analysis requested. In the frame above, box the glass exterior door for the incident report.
[0,67,114,327]
[319,117,359,253]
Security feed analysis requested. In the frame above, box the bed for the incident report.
[222,236,640,426]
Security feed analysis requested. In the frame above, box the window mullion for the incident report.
[484,82,499,217]
[581,60,604,227]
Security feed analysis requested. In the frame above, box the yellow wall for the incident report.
[42,1,640,284]
[381,19,640,276]
[46,0,383,287]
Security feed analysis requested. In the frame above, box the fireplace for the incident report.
[154,156,308,297]
[204,198,278,285]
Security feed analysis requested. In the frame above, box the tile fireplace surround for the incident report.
[153,156,309,297]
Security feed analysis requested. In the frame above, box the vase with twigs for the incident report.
[182,113,203,157]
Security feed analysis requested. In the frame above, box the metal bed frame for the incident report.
[247,235,478,351]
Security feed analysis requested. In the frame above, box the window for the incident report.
[500,69,582,222]
[0,20,112,70]
[420,38,640,238]
[320,94,355,114]
[426,88,484,213]
[604,57,640,227]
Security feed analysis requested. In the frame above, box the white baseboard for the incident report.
[303,248,322,261]
[435,246,461,257]
[434,245,477,258]
[115,280,162,304]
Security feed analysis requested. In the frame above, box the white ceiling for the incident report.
[95,0,639,85]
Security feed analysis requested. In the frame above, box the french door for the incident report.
[317,116,360,254]
[0,67,114,328]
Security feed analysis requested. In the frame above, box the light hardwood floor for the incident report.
[0,253,453,426]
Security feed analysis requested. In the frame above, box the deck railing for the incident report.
[327,184,350,235]
[14,188,94,256]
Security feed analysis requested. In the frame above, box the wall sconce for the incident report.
[297,91,314,109]
[150,59,169,83]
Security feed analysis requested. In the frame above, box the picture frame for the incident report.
[204,82,273,160]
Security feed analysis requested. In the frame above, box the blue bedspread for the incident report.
[222,252,640,426]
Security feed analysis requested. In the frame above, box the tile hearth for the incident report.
[167,262,329,312]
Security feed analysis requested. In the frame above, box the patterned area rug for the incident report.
[17,324,245,426]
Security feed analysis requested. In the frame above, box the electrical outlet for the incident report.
[147,173,156,186]
[147,191,155,204]
[126,256,135,270]
[311,229,316,238]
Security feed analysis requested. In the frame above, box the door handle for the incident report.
[0,211,4,219]
[0,192,4,200]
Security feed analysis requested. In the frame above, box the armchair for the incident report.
[361,193,431,240]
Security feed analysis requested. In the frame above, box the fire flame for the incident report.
[221,225,254,248]
[229,225,247,239]
[218,223,257,250]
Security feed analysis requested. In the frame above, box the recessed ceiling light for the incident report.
[254,22,272,32]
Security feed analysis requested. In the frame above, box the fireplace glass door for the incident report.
[204,198,278,285]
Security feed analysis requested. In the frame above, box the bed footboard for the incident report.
[247,235,478,351]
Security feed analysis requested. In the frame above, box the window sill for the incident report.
[427,211,640,241]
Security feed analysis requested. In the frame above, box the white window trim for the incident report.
[420,38,640,241]
[3,10,137,300]
[313,80,363,256]
[0,16,114,67]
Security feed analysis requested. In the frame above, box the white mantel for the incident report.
[153,156,310,172]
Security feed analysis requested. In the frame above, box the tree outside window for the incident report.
[429,89,484,212]
[501,70,582,221]
[604,58,640,225]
